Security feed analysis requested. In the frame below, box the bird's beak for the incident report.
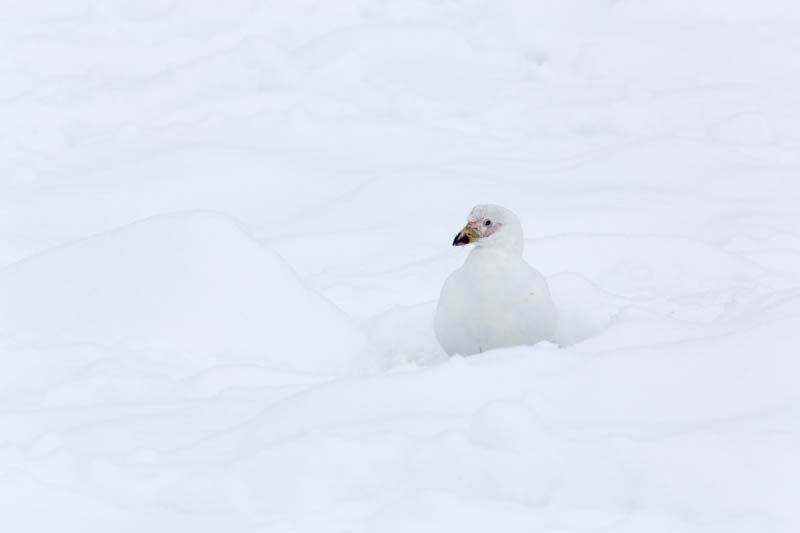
[452,223,481,246]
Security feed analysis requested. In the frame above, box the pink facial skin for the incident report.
[455,219,502,246]
[483,221,501,237]
[471,218,501,238]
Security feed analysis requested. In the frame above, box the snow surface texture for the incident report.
[1,1,799,531]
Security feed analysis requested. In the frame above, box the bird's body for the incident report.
[435,205,557,356]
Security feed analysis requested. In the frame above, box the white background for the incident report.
[1,1,798,531]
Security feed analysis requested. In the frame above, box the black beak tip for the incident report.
[453,233,470,246]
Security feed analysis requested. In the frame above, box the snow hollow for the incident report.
[1,1,798,532]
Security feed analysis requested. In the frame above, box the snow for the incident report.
[0,211,366,388]
[1,1,799,531]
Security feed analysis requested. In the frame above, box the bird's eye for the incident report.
[484,220,491,226]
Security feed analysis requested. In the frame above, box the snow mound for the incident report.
[548,272,624,347]
[2,0,799,531]
[0,212,365,376]
[364,302,448,368]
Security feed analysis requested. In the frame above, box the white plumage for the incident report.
[434,205,557,356]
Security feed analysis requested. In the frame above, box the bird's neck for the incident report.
[475,223,524,256]
[468,240,524,262]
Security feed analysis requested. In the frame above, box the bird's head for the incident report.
[451,204,524,253]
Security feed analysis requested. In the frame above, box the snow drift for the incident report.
[1,1,799,532]
[0,212,365,378]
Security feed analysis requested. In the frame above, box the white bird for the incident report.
[434,204,557,356]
